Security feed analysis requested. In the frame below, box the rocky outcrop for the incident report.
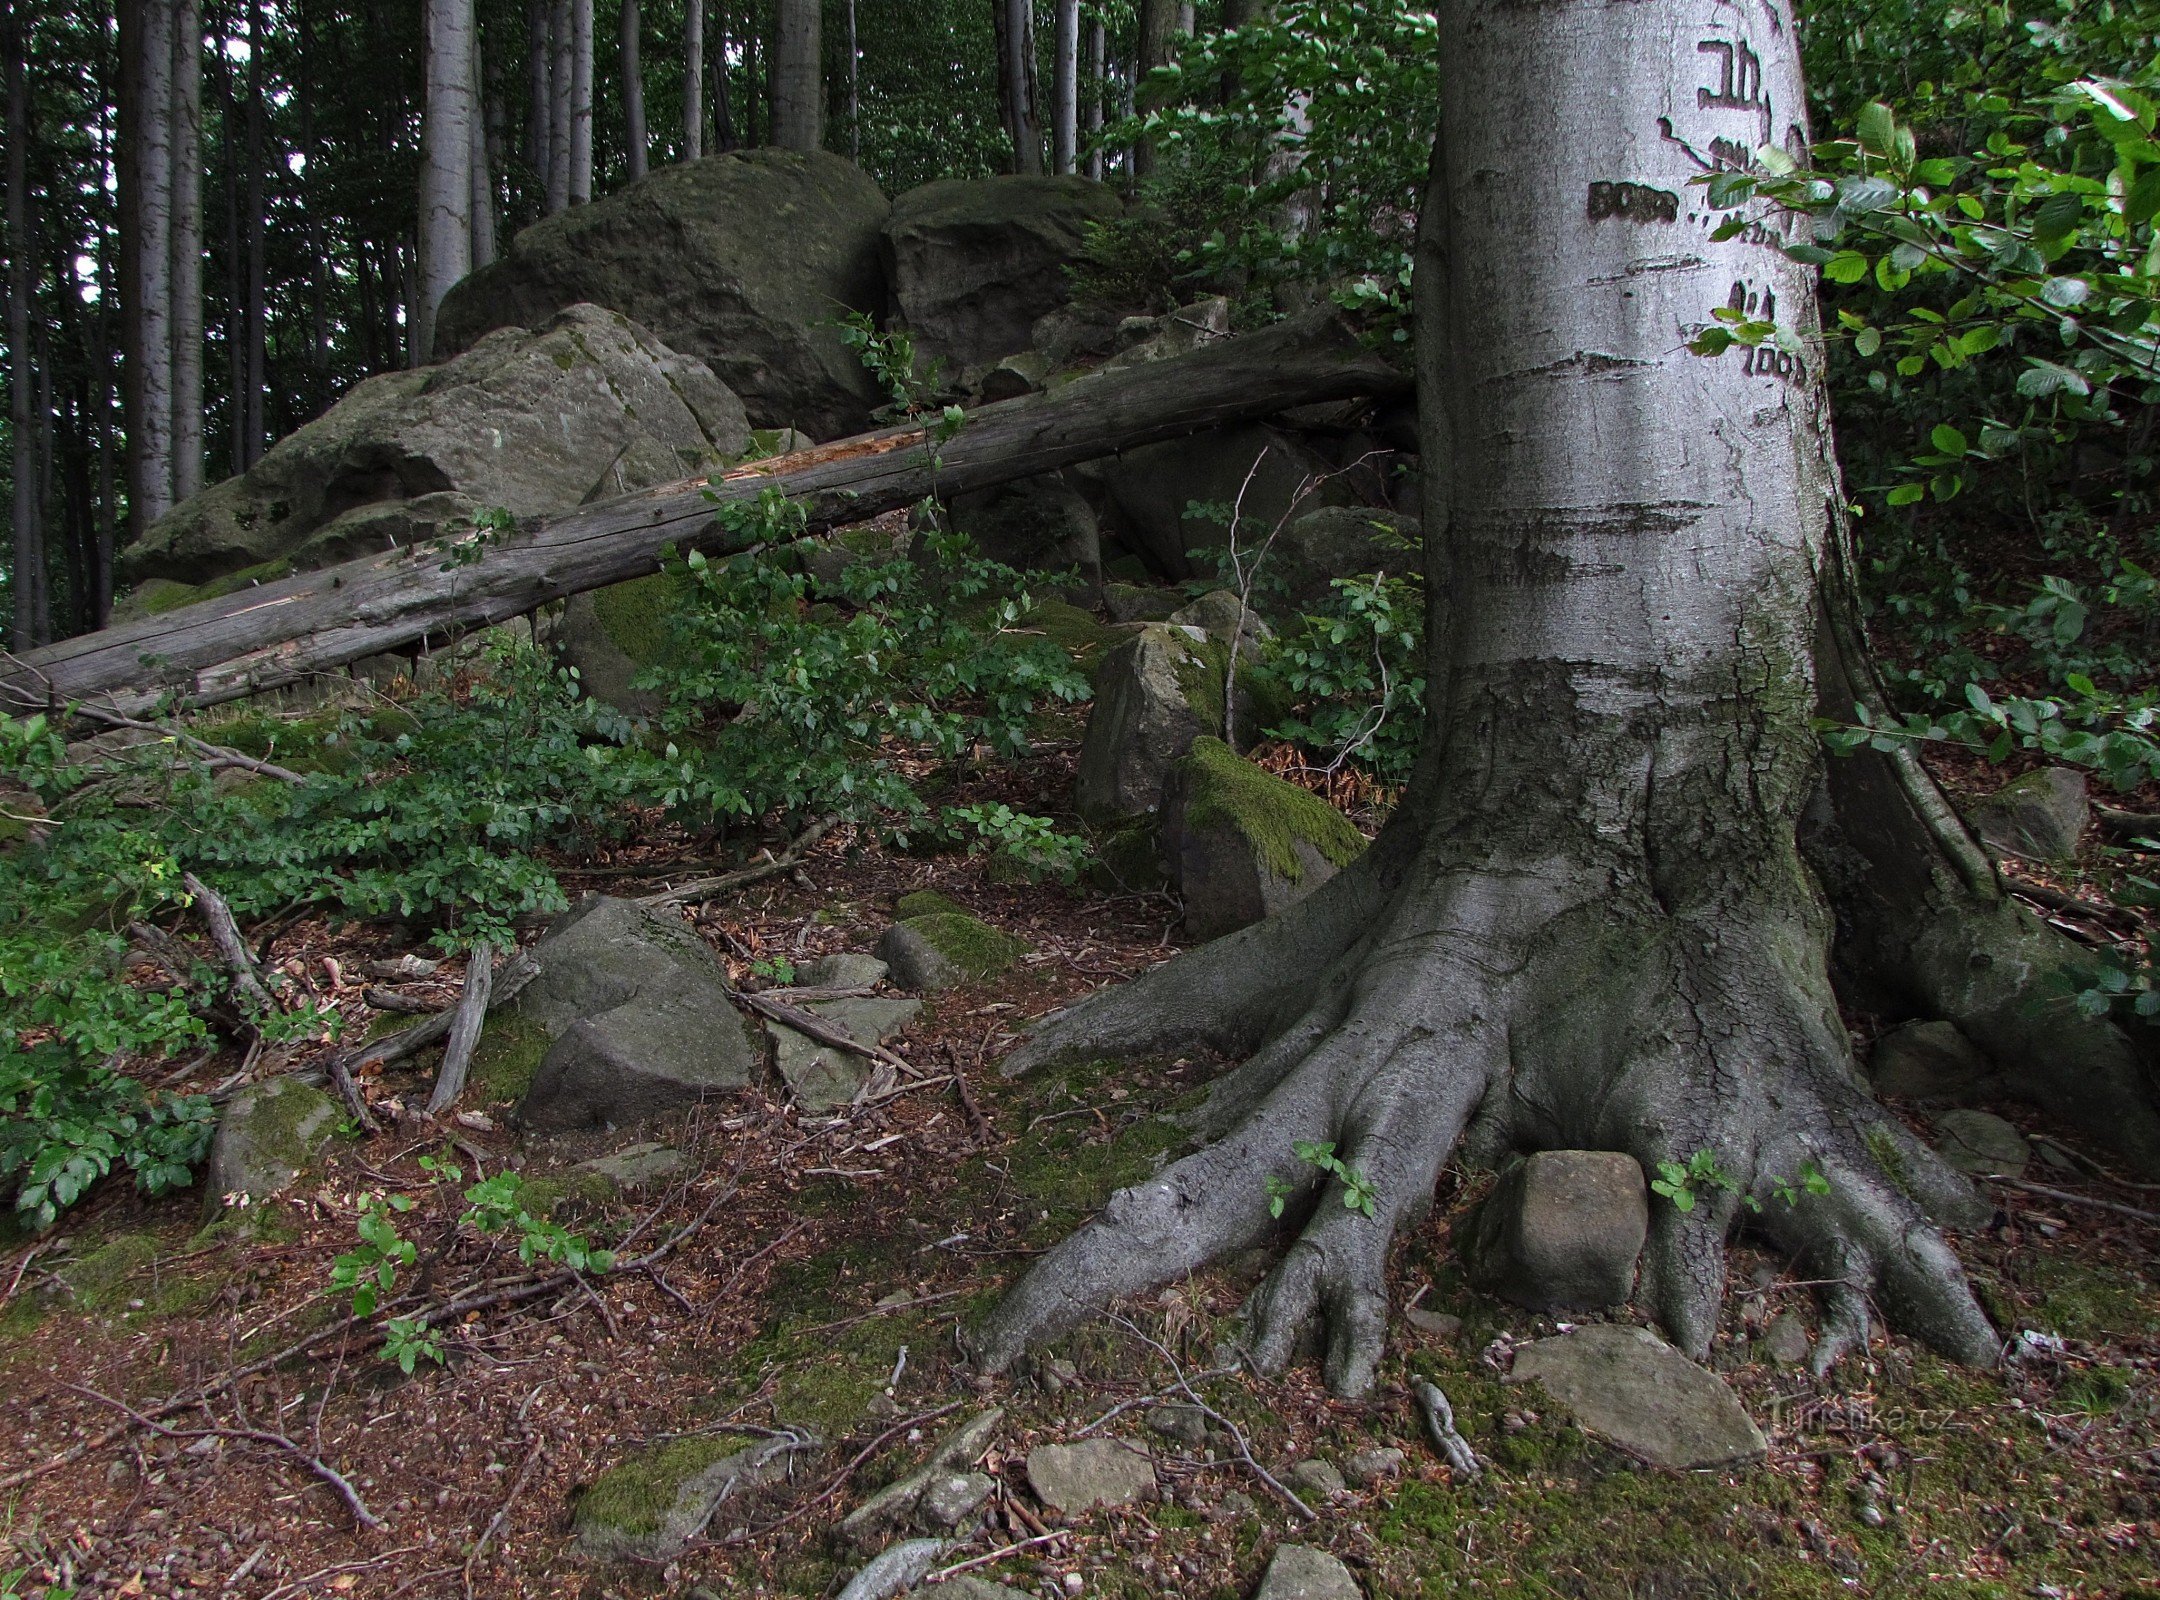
[119,306,750,591]
[1460,1150,1650,1311]
[436,150,891,439]
[1159,738,1366,941]
[883,176,1124,371]
[498,895,761,1131]
[1092,422,1345,579]
[947,473,1099,574]
[1073,623,1218,823]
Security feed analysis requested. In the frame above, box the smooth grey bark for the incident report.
[5,314,1403,715]
[126,0,177,529]
[568,0,594,202]
[1051,0,1079,175]
[1085,19,1104,180]
[1132,0,1178,177]
[4,0,41,649]
[472,58,498,268]
[546,0,571,211]
[771,0,820,151]
[418,0,478,362]
[969,0,2077,1400]
[993,0,1044,175]
[621,0,647,180]
[682,0,703,160]
[169,0,204,503]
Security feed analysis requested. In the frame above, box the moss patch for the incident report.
[895,889,969,920]
[469,1014,552,1103]
[590,572,690,669]
[1174,736,1365,882]
[1023,599,1121,678]
[575,1434,748,1540]
[60,1232,214,1319]
[900,911,1027,978]
[2016,1248,2159,1339]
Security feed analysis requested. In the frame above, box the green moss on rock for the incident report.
[469,1014,552,1103]
[1176,736,1365,883]
[902,911,1027,977]
[576,1435,748,1542]
[895,889,970,920]
[590,571,690,669]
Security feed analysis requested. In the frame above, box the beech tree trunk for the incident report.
[417,0,477,362]
[568,0,593,202]
[5,0,42,649]
[4,314,1403,715]
[525,0,548,175]
[169,0,204,503]
[1132,0,1179,177]
[968,0,2160,1401]
[844,0,858,162]
[1085,19,1104,180]
[546,0,571,211]
[472,67,498,268]
[123,0,176,532]
[993,0,1043,176]
[771,0,820,151]
[620,0,646,180]
[241,4,267,452]
[1051,0,1078,175]
[683,0,703,160]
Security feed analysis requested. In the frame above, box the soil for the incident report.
[2,678,2157,1600]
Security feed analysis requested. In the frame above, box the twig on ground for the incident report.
[737,988,919,1075]
[64,1382,384,1529]
[464,1439,547,1599]
[640,815,839,907]
[944,1040,992,1144]
[1995,1176,2160,1225]
[364,985,446,1014]
[1076,1365,1241,1438]
[183,872,279,1015]
[426,942,497,1115]
[721,1401,966,1543]
[325,1049,379,1133]
[2006,877,2139,930]
[927,1532,1068,1582]
[0,1239,49,1313]
[795,1288,970,1337]
[1415,1377,1483,1478]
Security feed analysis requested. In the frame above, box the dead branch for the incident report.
[426,943,498,1116]
[737,988,915,1075]
[364,985,447,1014]
[182,872,278,1016]
[640,815,840,908]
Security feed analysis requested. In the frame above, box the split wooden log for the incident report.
[0,314,1407,720]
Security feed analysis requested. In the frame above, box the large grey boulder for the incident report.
[1869,1019,1998,1104]
[883,176,1124,370]
[506,895,761,1131]
[1093,423,1346,580]
[1074,623,1217,823]
[1509,1324,1767,1471]
[1159,738,1366,941]
[120,306,751,589]
[1024,1437,1157,1514]
[1272,506,1422,606]
[1967,766,2089,862]
[1254,1545,1364,1600]
[1460,1150,1650,1311]
[200,1076,340,1219]
[436,150,890,439]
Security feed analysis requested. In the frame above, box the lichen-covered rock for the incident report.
[507,895,760,1131]
[119,305,750,588]
[1096,422,1346,579]
[948,473,1099,573]
[1253,1545,1364,1600]
[1272,506,1420,605]
[1169,589,1272,657]
[201,1076,340,1219]
[1024,1437,1157,1514]
[1869,1019,1997,1104]
[553,571,694,718]
[1460,1150,1650,1312]
[797,951,891,989]
[1073,623,1215,823]
[770,995,923,1110]
[1159,738,1366,942]
[1098,295,1232,372]
[1967,766,2089,862]
[877,912,1027,993]
[883,176,1124,370]
[1932,1108,2031,1176]
[575,1432,815,1561]
[1284,1459,1346,1500]
[1509,1324,1767,1471]
[436,150,889,438]
[575,1142,685,1190]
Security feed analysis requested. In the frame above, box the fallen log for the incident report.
[2,314,1407,719]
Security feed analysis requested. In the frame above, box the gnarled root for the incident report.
[971,865,2004,1397]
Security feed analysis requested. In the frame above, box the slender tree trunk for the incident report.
[620,0,646,180]
[525,0,547,174]
[844,0,858,162]
[993,0,1043,175]
[418,0,477,361]
[683,0,703,160]
[29,319,52,641]
[546,0,571,210]
[4,0,42,648]
[712,2,735,150]
[169,0,204,504]
[474,78,499,268]
[568,0,593,202]
[1051,0,1078,175]
[241,2,267,461]
[771,0,819,151]
[217,42,244,466]
[123,0,177,533]
[963,0,2149,1404]
[1086,19,1104,180]
[742,3,761,148]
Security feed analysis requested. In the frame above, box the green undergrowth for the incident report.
[1174,736,1366,880]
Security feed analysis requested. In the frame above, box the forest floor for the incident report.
[2,704,2158,1600]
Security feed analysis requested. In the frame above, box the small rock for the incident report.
[1763,1312,1811,1368]
[1159,738,1366,941]
[1460,1150,1650,1311]
[1073,622,1219,822]
[1343,1447,1406,1486]
[1508,1323,1767,1471]
[917,1471,994,1529]
[903,1580,1034,1600]
[876,915,1025,993]
[1869,1020,1995,1103]
[1169,589,1272,657]
[1284,1459,1346,1500]
[1210,1489,1258,1522]
[840,1409,1006,1546]
[1931,1108,2031,1176]
[1402,1304,1463,1338]
[575,1432,820,1561]
[796,952,892,990]
[836,1538,946,1600]
[1036,1355,1079,1395]
[1146,1405,1210,1450]
[770,995,923,1110]
[1025,1437,1157,1514]
[1253,1543,1364,1600]
[575,1142,684,1190]
[201,1076,340,1219]
[1967,766,2089,861]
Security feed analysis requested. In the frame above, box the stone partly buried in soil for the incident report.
[1931,1108,2032,1176]
[1965,765,2089,862]
[501,894,760,1131]
[200,1075,340,1219]
[1869,1018,1998,1104]
[1159,737,1366,942]
[1508,1323,1767,1471]
[840,1409,1005,1548]
[770,995,923,1110]
[876,912,1027,993]
[1253,1545,1365,1600]
[574,1431,819,1561]
[1023,1436,1157,1514]
[1460,1149,1650,1311]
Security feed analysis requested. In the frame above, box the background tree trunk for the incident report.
[472,62,497,268]
[844,0,858,162]
[712,2,735,150]
[546,0,571,211]
[993,0,1043,175]
[5,0,44,648]
[771,0,820,151]
[169,0,204,504]
[417,0,477,362]
[1051,0,1078,175]
[124,0,177,533]
[682,0,702,160]
[525,0,548,175]
[568,0,593,202]
[620,0,646,180]
[241,2,268,452]
[1085,18,1104,180]
[1132,0,1179,176]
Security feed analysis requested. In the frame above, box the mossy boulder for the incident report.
[554,571,695,718]
[118,305,750,589]
[575,1432,816,1561]
[1073,623,1215,824]
[437,150,890,439]
[200,1075,341,1220]
[895,889,971,920]
[877,911,1028,992]
[1160,738,1365,941]
[1967,765,2089,862]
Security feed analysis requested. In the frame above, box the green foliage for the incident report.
[939,801,1091,882]
[1651,1149,1830,1213]
[0,1041,215,1228]
[1260,570,1427,784]
[1272,1138,1379,1220]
